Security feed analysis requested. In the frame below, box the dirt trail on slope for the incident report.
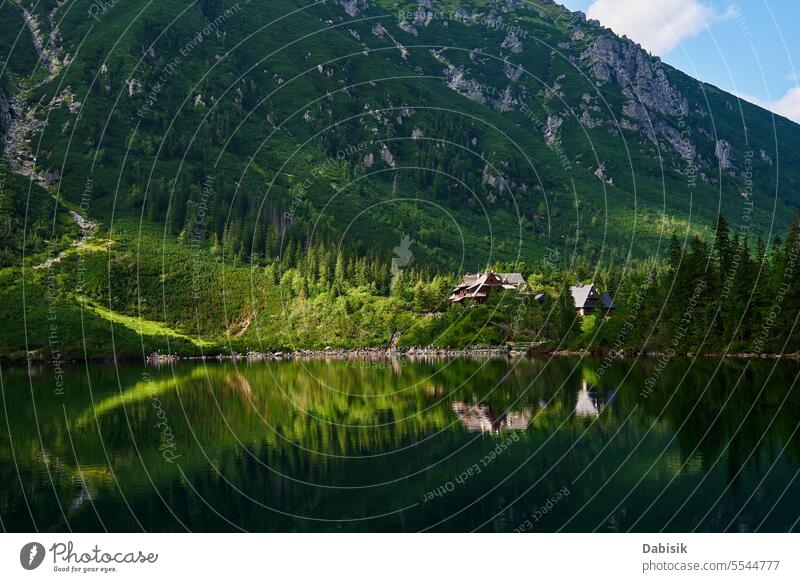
[4,4,91,271]
[34,210,97,270]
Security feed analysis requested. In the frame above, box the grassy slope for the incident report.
[0,218,407,359]
[2,0,800,359]
[12,0,795,270]
[0,161,78,268]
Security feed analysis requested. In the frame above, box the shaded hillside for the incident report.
[0,160,75,267]
[0,0,795,271]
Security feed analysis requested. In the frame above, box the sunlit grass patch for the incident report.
[77,295,214,348]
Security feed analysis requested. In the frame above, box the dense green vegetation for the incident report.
[2,0,800,360]
[0,161,76,267]
[3,357,799,531]
[2,0,797,269]
[3,209,800,360]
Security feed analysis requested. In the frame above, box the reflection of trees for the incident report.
[2,357,799,531]
[7,358,799,474]
[595,358,800,484]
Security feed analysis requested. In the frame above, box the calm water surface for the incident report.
[1,356,799,532]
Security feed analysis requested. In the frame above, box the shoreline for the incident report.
[6,345,796,367]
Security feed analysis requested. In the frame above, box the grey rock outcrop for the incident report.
[580,35,702,161]
[444,66,487,105]
[127,78,144,96]
[371,23,385,38]
[501,32,523,53]
[715,139,735,170]
[340,0,368,17]
[381,145,395,167]
[44,168,61,187]
[580,110,602,129]
[413,1,434,26]
[490,87,517,112]
[582,35,687,117]
[543,114,563,145]
[594,163,612,183]
[504,62,524,81]
[397,20,419,36]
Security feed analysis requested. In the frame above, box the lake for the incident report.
[1,356,798,532]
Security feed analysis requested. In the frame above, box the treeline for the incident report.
[366,210,800,354]
[10,197,800,356]
[261,237,452,308]
[671,212,800,351]
[587,213,800,354]
[179,208,800,353]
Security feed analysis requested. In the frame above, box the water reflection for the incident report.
[0,356,798,532]
[452,402,532,433]
[575,380,603,418]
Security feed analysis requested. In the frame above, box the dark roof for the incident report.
[453,272,526,291]
[570,283,613,309]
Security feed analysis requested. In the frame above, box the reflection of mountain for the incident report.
[452,402,531,433]
[3,357,800,532]
[575,381,603,418]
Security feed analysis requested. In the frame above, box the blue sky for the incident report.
[559,0,800,123]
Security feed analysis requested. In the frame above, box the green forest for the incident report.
[3,206,800,361]
[1,0,800,361]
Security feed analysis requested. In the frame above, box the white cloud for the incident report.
[769,88,800,123]
[734,89,800,124]
[586,0,718,55]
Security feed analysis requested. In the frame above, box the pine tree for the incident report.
[713,214,731,269]
[284,239,296,269]
[355,257,369,287]
[334,249,346,289]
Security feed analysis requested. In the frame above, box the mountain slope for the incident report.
[0,0,798,271]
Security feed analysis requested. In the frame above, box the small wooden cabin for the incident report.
[449,271,529,304]
[569,283,614,316]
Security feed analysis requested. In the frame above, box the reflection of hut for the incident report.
[575,380,603,418]
[69,485,91,513]
[450,272,529,304]
[504,411,532,430]
[452,402,531,433]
